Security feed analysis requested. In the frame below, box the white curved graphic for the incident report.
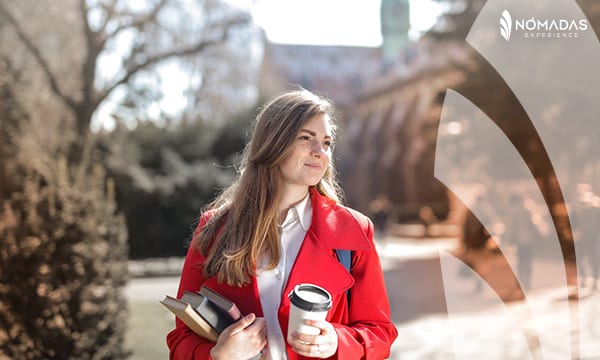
[434,0,600,358]
[435,90,571,358]
[500,10,512,41]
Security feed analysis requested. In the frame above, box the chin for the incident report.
[308,179,321,187]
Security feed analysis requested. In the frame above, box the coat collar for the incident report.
[307,186,373,251]
[205,188,375,325]
[276,187,375,324]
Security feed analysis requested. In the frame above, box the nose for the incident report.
[310,140,327,158]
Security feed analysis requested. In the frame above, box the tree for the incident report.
[98,119,246,258]
[0,0,255,141]
[0,53,129,358]
[0,0,259,357]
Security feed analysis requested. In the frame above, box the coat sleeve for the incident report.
[166,214,215,360]
[332,218,398,360]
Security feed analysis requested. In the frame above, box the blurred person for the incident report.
[461,205,490,250]
[368,194,393,240]
[418,205,437,238]
[167,89,397,359]
[459,191,512,293]
[572,183,600,290]
[459,208,491,293]
[504,193,540,291]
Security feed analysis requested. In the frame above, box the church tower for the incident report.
[380,0,411,64]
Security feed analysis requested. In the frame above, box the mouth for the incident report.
[305,163,322,170]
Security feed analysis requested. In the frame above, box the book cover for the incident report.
[163,292,262,360]
[181,291,236,334]
[159,295,219,342]
[199,285,242,321]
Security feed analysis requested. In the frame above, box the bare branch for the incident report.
[94,16,248,108]
[99,0,119,33]
[0,3,77,110]
[95,0,168,60]
[80,0,100,101]
[80,0,93,38]
[105,0,168,41]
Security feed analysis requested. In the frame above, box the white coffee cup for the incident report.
[287,284,332,337]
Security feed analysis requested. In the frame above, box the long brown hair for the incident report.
[193,89,342,286]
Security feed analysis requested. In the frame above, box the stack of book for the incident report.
[160,285,242,342]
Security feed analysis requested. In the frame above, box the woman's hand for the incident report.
[287,319,338,358]
[210,313,267,360]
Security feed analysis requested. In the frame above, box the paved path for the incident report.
[378,237,600,360]
[126,276,179,302]
[127,236,600,359]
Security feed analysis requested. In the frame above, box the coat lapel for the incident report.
[307,186,373,251]
[278,188,374,334]
[282,230,354,302]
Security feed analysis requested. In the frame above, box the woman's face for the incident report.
[279,113,333,191]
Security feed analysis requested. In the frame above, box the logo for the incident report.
[499,9,589,41]
[500,10,512,41]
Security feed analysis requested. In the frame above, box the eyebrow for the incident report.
[299,129,332,139]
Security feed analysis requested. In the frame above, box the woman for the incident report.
[167,89,397,359]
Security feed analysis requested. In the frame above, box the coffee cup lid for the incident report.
[288,284,332,312]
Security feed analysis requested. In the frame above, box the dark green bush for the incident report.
[99,118,249,259]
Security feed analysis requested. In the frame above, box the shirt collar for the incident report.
[296,192,312,231]
[281,192,312,231]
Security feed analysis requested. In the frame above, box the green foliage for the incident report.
[99,117,250,259]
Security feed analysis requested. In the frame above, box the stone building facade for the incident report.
[256,0,477,225]
[336,41,472,221]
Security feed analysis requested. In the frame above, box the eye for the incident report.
[323,140,333,149]
[298,135,311,141]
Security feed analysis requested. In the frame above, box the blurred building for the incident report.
[336,40,469,221]
[259,43,381,106]
[258,0,473,224]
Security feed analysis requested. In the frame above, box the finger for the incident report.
[311,343,322,358]
[249,316,266,329]
[258,324,268,340]
[230,313,256,335]
[288,331,317,346]
[246,318,267,348]
[303,319,328,332]
[246,317,266,336]
[290,336,310,351]
[294,333,318,344]
[290,337,322,358]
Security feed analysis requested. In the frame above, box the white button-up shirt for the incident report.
[257,194,312,360]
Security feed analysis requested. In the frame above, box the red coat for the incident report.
[167,188,398,359]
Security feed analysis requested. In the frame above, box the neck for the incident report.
[278,185,309,221]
